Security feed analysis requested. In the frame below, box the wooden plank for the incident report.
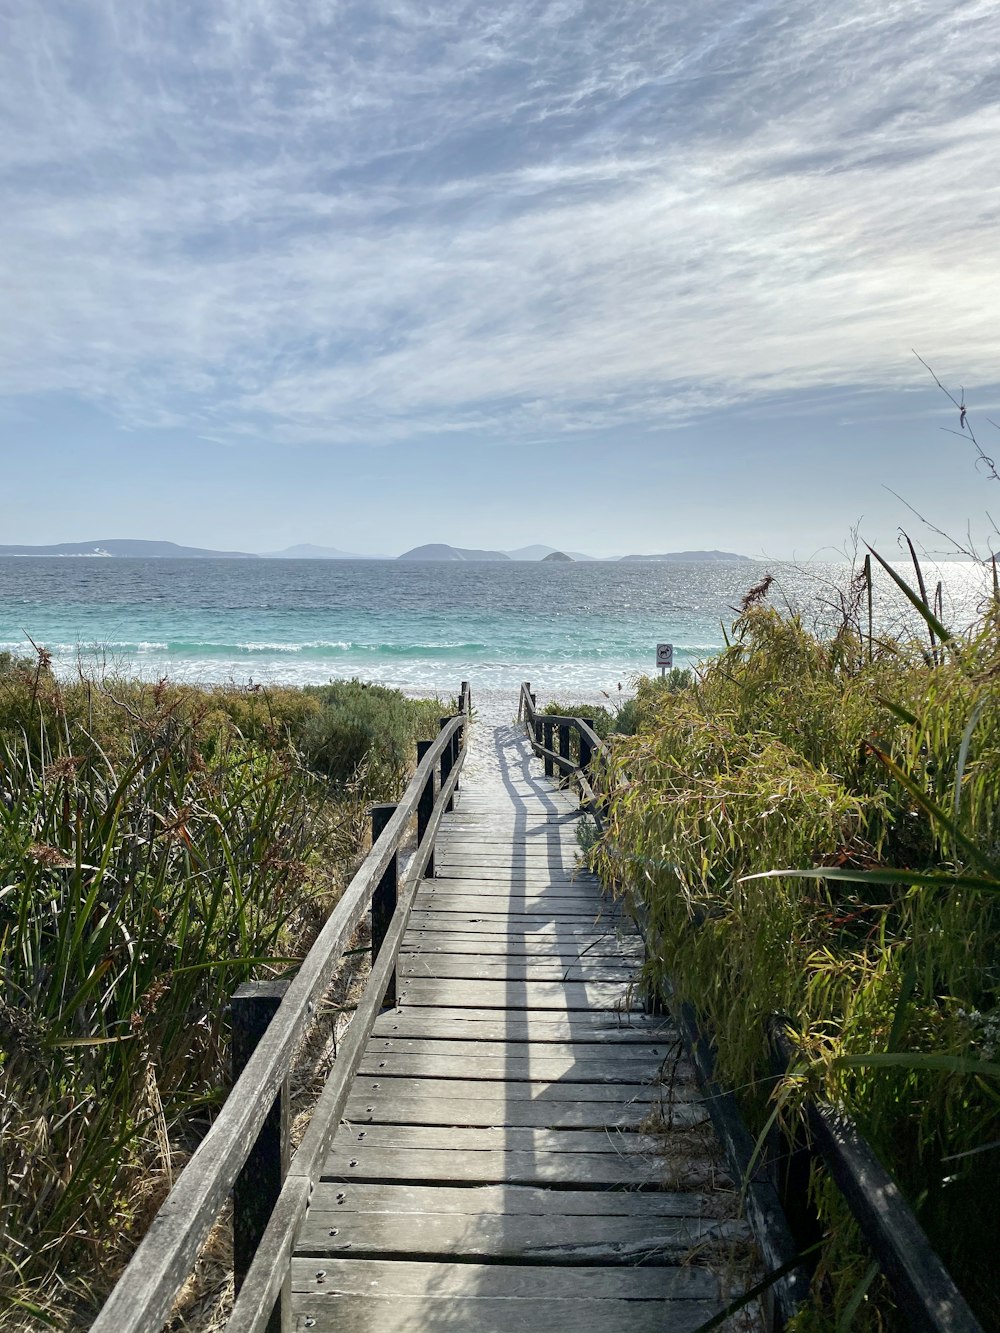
[291,1258,734,1300]
[347,1076,667,1103]
[439,835,582,847]
[369,1009,671,1042]
[397,956,638,982]
[408,906,610,927]
[402,934,642,958]
[396,978,641,1011]
[439,843,583,855]
[322,1145,727,1188]
[291,1294,737,1332]
[342,1093,702,1130]
[363,1037,676,1063]
[415,890,609,908]
[434,851,584,861]
[296,1208,749,1261]
[332,1124,659,1154]
[408,911,615,929]
[355,1051,663,1082]
[307,1181,735,1219]
[429,875,592,889]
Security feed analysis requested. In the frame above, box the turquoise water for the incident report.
[0,558,987,699]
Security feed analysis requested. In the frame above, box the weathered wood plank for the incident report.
[343,1093,702,1130]
[292,1294,739,1332]
[307,1181,735,1219]
[369,1008,668,1041]
[396,978,641,1011]
[355,1051,662,1081]
[363,1036,676,1063]
[402,934,642,958]
[332,1124,660,1154]
[414,895,611,914]
[408,910,615,929]
[321,1145,727,1188]
[397,955,638,982]
[297,1208,749,1261]
[290,1258,734,1299]
[347,1075,667,1104]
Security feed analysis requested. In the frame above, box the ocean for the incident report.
[0,557,988,708]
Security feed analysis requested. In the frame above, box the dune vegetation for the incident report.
[588,555,1000,1330]
[0,657,444,1326]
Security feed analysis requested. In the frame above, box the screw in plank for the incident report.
[358,1131,366,1139]
[349,1159,358,1166]
[329,1229,338,1236]
[304,1321,316,1329]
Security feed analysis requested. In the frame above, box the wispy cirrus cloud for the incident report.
[2,0,998,444]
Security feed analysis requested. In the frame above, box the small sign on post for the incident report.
[656,643,674,677]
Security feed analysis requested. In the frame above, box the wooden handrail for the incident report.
[227,745,466,1333]
[518,681,609,823]
[92,692,470,1333]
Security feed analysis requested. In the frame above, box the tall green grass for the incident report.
[0,658,445,1322]
[592,570,1000,1330]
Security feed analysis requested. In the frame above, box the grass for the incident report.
[588,563,1000,1331]
[0,655,447,1326]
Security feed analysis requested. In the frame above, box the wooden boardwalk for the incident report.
[291,723,757,1332]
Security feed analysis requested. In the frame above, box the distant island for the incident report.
[398,544,511,562]
[0,539,258,559]
[618,550,751,563]
[1,538,752,563]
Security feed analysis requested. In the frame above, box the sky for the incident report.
[1,0,999,559]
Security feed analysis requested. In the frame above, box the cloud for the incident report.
[1,0,998,444]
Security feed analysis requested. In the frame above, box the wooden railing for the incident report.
[92,682,472,1333]
[517,680,983,1333]
[517,681,608,824]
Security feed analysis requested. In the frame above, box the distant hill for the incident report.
[0,539,258,559]
[542,550,573,562]
[398,544,511,562]
[505,544,596,561]
[260,543,384,560]
[618,550,751,563]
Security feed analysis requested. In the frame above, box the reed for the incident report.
[0,659,444,1322]
[592,561,1000,1330]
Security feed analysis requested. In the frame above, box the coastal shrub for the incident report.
[0,667,445,1323]
[301,679,447,799]
[592,577,1000,1330]
[539,668,694,740]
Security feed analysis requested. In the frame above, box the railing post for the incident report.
[439,717,455,812]
[558,721,571,771]
[417,739,436,877]
[453,719,463,794]
[579,719,594,771]
[370,803,399,1008]
[542,719,554,777]
[231,980,291,1333]
[521,681,531,721]
[533,716,542,752]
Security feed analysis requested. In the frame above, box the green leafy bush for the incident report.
[301,679,447,799]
